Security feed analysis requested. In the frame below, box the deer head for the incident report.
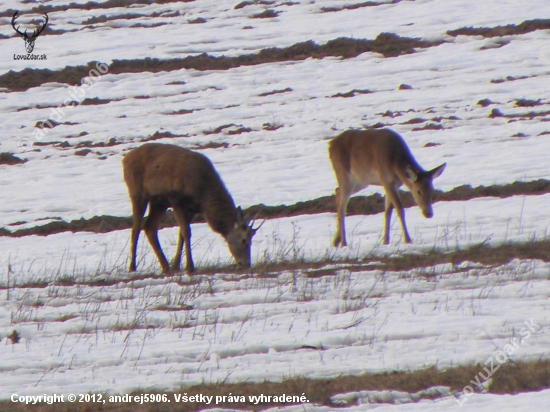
[225,207,265,268]
[405,163,446,218]
[12,11,49,54]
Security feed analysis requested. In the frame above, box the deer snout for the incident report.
[420,204,434,218]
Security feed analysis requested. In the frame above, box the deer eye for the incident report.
[417,190,422,195]
[241,239,247,245]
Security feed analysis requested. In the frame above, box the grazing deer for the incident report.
[329,129,446,247]
[11,11,49,54]
[123,143,261,273]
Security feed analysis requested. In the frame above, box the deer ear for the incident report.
[430,163,446,179]
[405,166,418,182]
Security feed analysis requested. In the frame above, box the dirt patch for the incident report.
[252,9,281,18]
[34,120,78,129]
[193,142,229,150]
[491,75,530,84]
[80,97,121,106]
[15,98,115,112]
[142,130,188,142]
[0,153,27,165]
[263,122,283,131]
[0,360,548,411]
[447,18,550,38]
[165,109,196,115]
[74,148,93,156]
[515,98,543,107]
[235,0,274,9]
[477,98,494,107]
[411,123,444,131]
[321,0,401,12]
[0,33,443,92]
[5,179,550,238]
[402,117,426,124]
[488,107,550,120]
[188,17,207,24]
[5,215,133,238]
[331,89,372,98]
[75,137,121,149]
[33,132,183,149]
[259,87,293,96]
[82,10,181,25]
[0,0,194,18]
[203,124,252,135]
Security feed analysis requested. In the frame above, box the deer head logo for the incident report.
[12,11,49,54]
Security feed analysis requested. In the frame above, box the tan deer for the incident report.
[329,129,446,247]
[123,143,261,273]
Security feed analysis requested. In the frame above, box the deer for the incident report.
[123,143,262,273]
[329,128,446,247]
[11,11,49,54]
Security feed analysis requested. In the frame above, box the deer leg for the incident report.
[384,196,394,245]
[384,186,412,244]
[129,197,147,272]
[171,230,184,272]
[334,186,351,247]
[144,203,170,272]
[171,206,195,273]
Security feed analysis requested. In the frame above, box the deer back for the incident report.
[124,143,232,206]
[329,129,422,187]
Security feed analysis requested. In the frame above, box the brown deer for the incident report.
[123,143,261,273]
[329,129,446,247]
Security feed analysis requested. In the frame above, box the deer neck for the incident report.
[202,190,237,237]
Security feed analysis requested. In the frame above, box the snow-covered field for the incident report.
[1,0,550,409]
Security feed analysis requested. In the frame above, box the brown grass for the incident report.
[488,107,550,120]
[258,87,293,96]
[0,153,27,165]
[331,89,372,98]
[321,0,401,13]
[252,9,281,18]
[447,18,550,38]
[0,34,442,92]
[0,0,194,18]
[235,0,275,10]
[3,179,550,238]
[0,360,548,411]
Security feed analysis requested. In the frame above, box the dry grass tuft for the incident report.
[1,361,549,411]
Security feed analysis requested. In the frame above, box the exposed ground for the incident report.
[2,179,549,237]
[0,360,549,411]
[0,33,442,92]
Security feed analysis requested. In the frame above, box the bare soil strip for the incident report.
[0,0,194,18]
[0,34,441,92]
[321,0,402,12]
[1,360,548,411]
[4,17,547,92]
[447,18,550,37]
[2,178,550,238]
[2,14,545,92]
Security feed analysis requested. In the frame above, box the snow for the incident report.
[1,0,550,409]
